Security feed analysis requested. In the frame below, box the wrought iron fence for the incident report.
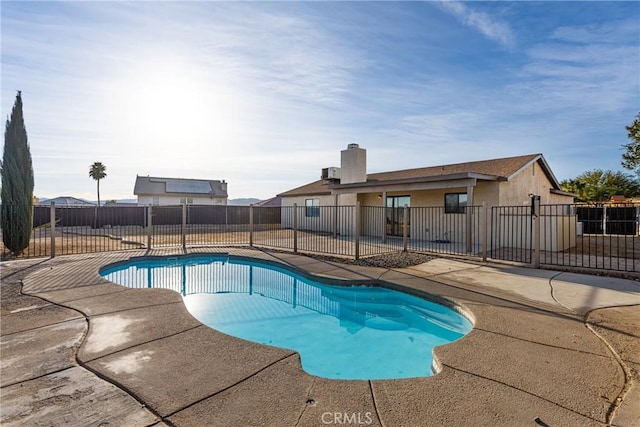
[2,202,638,274]
[360,205,400,257]
[252,206,294,252]
[490,205,533,264]
[408,205,483,257]
[539,204,638,272]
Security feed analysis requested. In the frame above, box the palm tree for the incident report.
[89,162,107,206]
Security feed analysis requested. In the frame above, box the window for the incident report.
[152,196,160,206]
[445,193,467,214]
[305,199,320,217]
[180,197,194,205]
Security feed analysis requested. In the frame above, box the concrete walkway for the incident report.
[1,249,639,426]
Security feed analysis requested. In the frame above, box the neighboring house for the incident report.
[277,144,576,249]
[134,176,228,206]
[609,195,631,206]
[254,197,281,207]
[38,196,95,206]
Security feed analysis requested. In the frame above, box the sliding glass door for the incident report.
[386,196,410,237]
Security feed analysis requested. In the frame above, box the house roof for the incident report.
[254,197,282,207]
[278,154,562,197]
[277,180,333,197]
[369,154,542,181]
[134,176,228,197]
[38,196,95,206]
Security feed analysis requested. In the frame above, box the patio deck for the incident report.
[1,248,639,426]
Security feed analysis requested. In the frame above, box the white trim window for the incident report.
[305,198,320,217]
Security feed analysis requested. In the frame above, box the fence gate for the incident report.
[490,205,533,263]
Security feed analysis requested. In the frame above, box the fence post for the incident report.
[333,195,338,238]
[147,205,153,250]
[293,204,298,253]
[381,191,387,244]
[50,202,56,258]
[181,204,187,249]
[249,205,254,247]
[482,202,488,262]
[402,204,408,252]
[466,205,473,253]
[533,197,541,268]
[355,202,361,260]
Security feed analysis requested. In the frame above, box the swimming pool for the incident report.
[100,255,473,380]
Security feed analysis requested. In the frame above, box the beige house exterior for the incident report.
[134,176,228,206]
[278,145,576,251]
[279,144,573,206]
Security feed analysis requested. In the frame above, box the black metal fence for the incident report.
[409,205,483,256]
[576,205,637,235]
[540,204,638,272]
[2,202,638,273]
[490,205,533,264]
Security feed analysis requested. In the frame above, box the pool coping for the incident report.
[2,247,639,426]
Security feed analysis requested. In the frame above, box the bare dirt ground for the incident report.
[571,235,640,259]
[0,227,291,260]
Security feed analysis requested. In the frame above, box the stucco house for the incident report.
[277,144,576,250]
[134,176,228,206]
[279,144,573,208]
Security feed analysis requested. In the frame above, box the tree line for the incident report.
[560,113,640,203]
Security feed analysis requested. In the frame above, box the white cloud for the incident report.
[438,1,516,48]
[514,18,639,114]
[2,2,637,200]
[2,2,369,199]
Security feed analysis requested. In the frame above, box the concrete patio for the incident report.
[1,248,639,426]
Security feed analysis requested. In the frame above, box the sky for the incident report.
[2,1,639,201]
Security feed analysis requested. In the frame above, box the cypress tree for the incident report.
[1,91,34,255]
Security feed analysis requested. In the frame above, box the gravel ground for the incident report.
[301,251,436,269]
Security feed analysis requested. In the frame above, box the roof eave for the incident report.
[507,154,563,190]
[550,189,577,197]
[329,172,500,190]
[537,156,563,190]
[278,190,332,197]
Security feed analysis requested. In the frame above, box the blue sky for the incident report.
[2,1,639,201]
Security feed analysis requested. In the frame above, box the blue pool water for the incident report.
[100,255,472,380]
